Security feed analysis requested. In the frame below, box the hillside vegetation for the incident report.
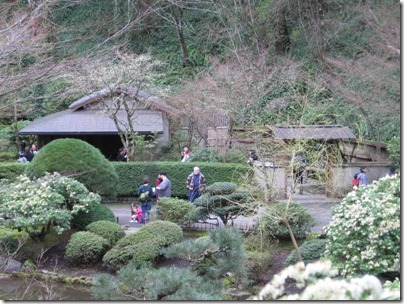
[0,0,399,153]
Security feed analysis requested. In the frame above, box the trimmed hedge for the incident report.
[0,163,27,180]
[86,220,125,247]
[0,161,250,199]
[65,231,110,265]
[113,161,250,198]
[71,201,115,230]
[102,220,183,271]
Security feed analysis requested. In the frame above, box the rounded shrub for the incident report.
[86,220,125,247]
[284,238,327,266]
[65,231,110,265]
[244,251,273,283]
[157,197,195,225]
[139,220,183,246]
[71,201,115,230]
[204,182,237,195]
[259,202,315,240]
[325,176,400,277]
[102,233,165,271]
[25,138,118,196]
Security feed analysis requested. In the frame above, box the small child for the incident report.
[130,204,142,223]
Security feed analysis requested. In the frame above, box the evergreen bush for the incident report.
[156,197,195,225]
[102,238,163,271]
[0,152,17,162]
[25,138,118,196]
[244,251,273,283]
[65,231,110,265]
[139,220,183,246]
[71,201,115,230]
[86,220,125,247]
[284,238,327,266]
[102,221,183,271]
[259,202,316,240]
[191,182,256,226]
[0,163,27,180]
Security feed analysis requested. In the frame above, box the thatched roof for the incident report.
[272,125,356,141]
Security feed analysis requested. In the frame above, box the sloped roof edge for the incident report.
[68,87,180,115]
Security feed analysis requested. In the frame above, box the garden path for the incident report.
[106,193,341,235]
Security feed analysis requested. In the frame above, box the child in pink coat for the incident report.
[130,204,142,223]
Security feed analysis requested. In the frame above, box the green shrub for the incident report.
[102,221,183,271]
[217,149,246,164]
[112,161,250,198]
[156,197,195,225]
[104,233,165,270]
[259,202,316,240]
[65,231,110,265]
[192,182,256,226]
[86,220,125,247]
[71,201,115,230]
[0,163,27,180]
[115,229,157,248]
[139,220,183,246]
[25,138,118,196]
[325,176,400,277]
[284,238,327,266]
[244,251,273,283]
[0,152,17,162]
[191,147,219,162]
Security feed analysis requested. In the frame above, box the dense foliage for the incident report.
[65,231,110,265]
[85,220,125,247]
[162,227,247,282]
[71,201,115,230]
[0,173,100,241]
[259,202,316,240]
[92,263,224,300]
[191,182,256,226]
[324,176,400,277]
[25,138,118,196]
[284,238,327,266]
[0,163,27,180]
[156,197,195,225]
[102,220,183,271]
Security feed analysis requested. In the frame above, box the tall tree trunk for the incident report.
[171,5,189,67]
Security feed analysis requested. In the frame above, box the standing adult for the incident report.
[156,171,171,198]
[358,167,369,186]
[155,174,163,200]
[181,146,192,162]
[187,166,206,202]
[117,147,127,162]
[137,177,154,224]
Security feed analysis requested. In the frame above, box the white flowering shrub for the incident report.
[324,175,400,277]
[0,173,101,241]
[252,259,400,300]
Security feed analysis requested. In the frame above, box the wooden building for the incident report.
[19,87,179,160]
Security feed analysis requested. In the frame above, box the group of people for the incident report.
[131,166,206,225]
[17,144,38,162]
